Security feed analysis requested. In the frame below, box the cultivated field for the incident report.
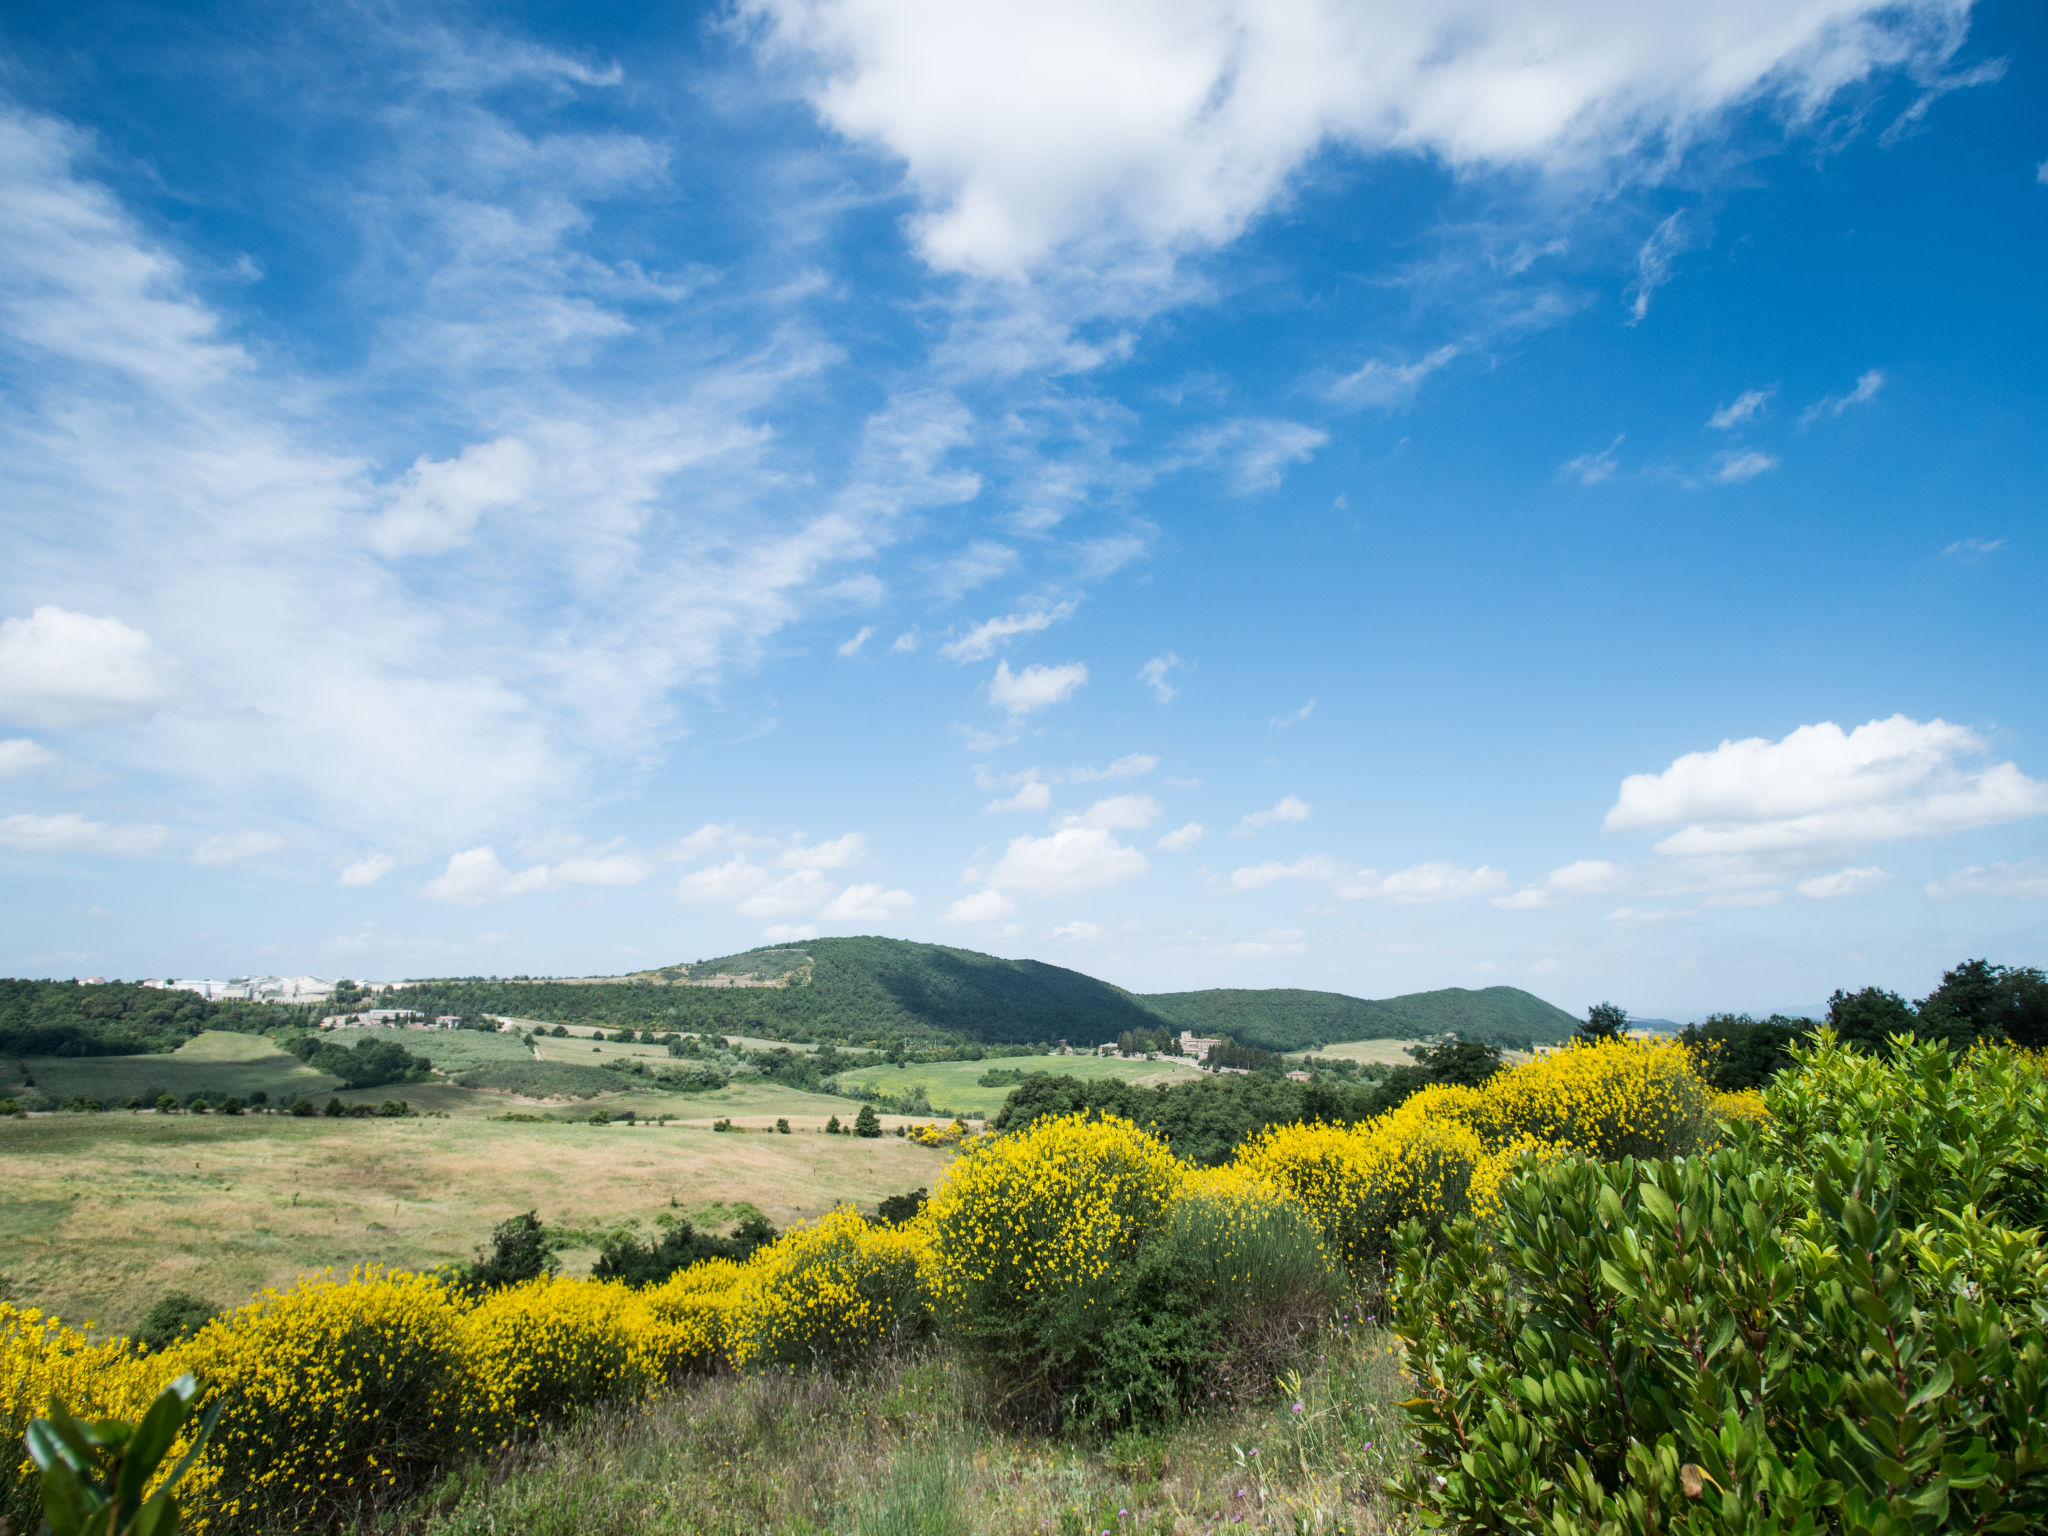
[2,1031,343,1104]
[834,1051,1202,1117]
[0,1112,953,1334]
[1295,1038,1425,1066]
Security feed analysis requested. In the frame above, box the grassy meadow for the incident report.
[0,1111,955,1333]
[1,1031,344,1105]
[834,1052,1201,1118]
[1291,1039,1420,1066]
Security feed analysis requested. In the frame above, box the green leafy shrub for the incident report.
[449,1212,560,1296]
[1389,1034,2048,1535]
[590,1214,777,1287]
[853,1104,882,1138]
[133,1292,219,1354]
[27,1372,219,1536]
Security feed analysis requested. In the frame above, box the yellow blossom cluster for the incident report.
[906,1118,972,1147]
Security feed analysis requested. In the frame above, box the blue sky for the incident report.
[1,0,2043,1017]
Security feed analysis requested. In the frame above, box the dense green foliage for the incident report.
[589,1215,778,1287]
[1140,983,1579,1053]
[449,1212,560,1295]
[1679,1013,1816,1090]
[0,980,317,1058]
[133,1293,221,1355]
[27,1375,218,1536]
[282,1033,431,1089]
[990,1063,1447,1165]
[1391,1034,2048,1534]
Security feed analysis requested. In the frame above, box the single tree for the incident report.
[854,1104,883,1138]
[1577,1002,1629,1044]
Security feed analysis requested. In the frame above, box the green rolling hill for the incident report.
[386,937,1578,1053]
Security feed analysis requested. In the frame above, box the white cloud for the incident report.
[1330,345,1459,408]
[0,607,165,728]
[661,824,781,862]
[1070,753,1160,782]
[676,854,774,903]
[1336,862,1508,904]
[1713,448,1779,483]
[762,923,820,942]
[988,659,1088,714]
[1941,537,2003,559]
[340,853,397,887]
[987,826,1149,897]
[1925,860,2048,901]
[943,887,1016,924]
[1049,919,1104,941]
[1157,821,1205,851]
[1057,793,1162,831]
[987,780,1052,814]
[368,436,536,557]
[1181,418,1327,493]
[821,882,917,920]
[1493,858,1625,908]
[1216,929,1308,959]
[890,631,920,653]
[1235,795,1312,833]
[778,832,868,870]
[1227,853,1342,890]
[1625,210,1693,323]
[1800,368,1887,425]
[1708,387,1774,429]
[0,738,53,777]
[837,625,876,656]
[941,601,1077,662]
[554,852,654,886]
[422,846,553,903]
[1137,653,1182,703]
[746,0,1962,278]
[1559,436,1624,486]
[1607,905,1695,924]
[1797,865,1889,899]
[0,811,168,857]
[1705,889,1785,907]
[1531,957,1564,976]
[738,868,835,918]
[1606,716,2048,856]
[192,830,286,866]
[1271,699,1316,729]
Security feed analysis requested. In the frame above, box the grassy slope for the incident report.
[397,1325,1412,1536]
[835,1053,1202,1118]
[7,1031,343,1104]
[1139,984,1581,1052]
[0,1114,954,1332]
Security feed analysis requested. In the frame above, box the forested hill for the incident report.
[386,940,1576,1051]
[1137,984,1579,1053]
[393,937,1167,1047]
[0,979,319,1057]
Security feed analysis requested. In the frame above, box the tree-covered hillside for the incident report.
[0,979,320,1057]
[1136,984,1579,1053]
[391,937,1166,1048]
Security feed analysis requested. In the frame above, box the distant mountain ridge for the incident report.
[1137,984,1579,1052]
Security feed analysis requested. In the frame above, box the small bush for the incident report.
[455,1212,560,1296]
[133,1291,219,1354]
[853,1105,882,1138]
[591,1215,776,1287]
[775,1117,790,1134]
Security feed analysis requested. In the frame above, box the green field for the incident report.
[834,1052,1201,1117]
[2,1031,342,1105]
[0,1112,955,1333]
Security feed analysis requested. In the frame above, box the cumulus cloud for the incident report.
[1800,368,1887,425]
[1606,905,1695,924]
[423,846,553,903]
[986,826,1149,897]
[1925,860,2048,901]
[1605,716,2048,857]
[1070,753,1159,782]
[738,868,835,918]
[1796,865,1889,899]
[1336,862,1508,903]
[821,882,917,921]
[1234,795,1312,834]
[1228,853,1343,890]
[340,853,397,887]
[988,659,1088,714]
[1493,858,1625,909]
[778,832,868,870]
[1056,793,1162,831]
[1049,919,1104,941]
[745,0,1963,278]
[0,607,166,728]
[0,738,53,777]
[192,831,286,866]
[1137,653,1182,703]
[941,601,1078,662]
[0,811,168,857]
[1157,821,1205,851]
[554,852,655,886]
[943,887,1016,924]
[1708,387,1774,429]
[837,625,876,656]
[987,780,1052,813]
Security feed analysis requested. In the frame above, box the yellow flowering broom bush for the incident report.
[642,1256,744,1366]
[168,1268,475,1532]
[724,1206,933,1372]
[462,1275,684,1442]
[2,1304,160,1531]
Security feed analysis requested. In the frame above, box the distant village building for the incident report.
[320,1008,427,1028]
[1178,1031,1221,1063]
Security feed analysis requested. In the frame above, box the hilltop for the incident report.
[386,937,1577,1052]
